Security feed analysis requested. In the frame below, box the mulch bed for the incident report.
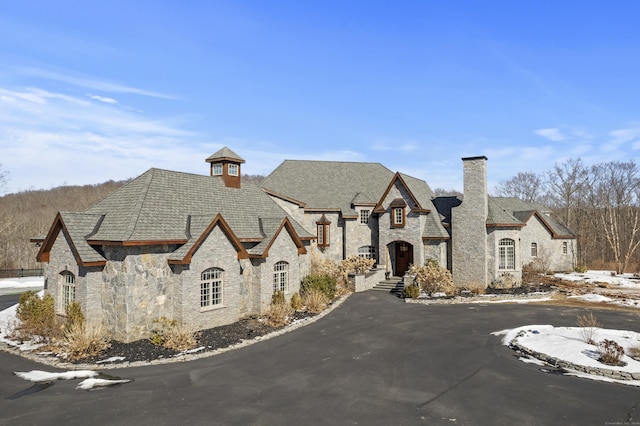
[77,312,316,365]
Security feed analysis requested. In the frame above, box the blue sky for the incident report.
[2,1,639,194]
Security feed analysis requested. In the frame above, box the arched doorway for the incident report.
[389,241,413,277]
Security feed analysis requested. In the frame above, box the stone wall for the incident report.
[487,227,523,286]
[452,157,488,287]
[45,230,83,315]
[519,215,574,272]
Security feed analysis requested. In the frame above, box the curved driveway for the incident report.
[2,292,640,425]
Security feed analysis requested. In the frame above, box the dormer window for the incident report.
[316,214,331,248]
[212,163,223,175]
[360,209,370,224]
[389,198,406,227]
[228,164,239,176]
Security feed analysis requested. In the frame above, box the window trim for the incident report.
[273,261,289,293]
[562,241,568,255]
[212,163,223,176]
[316,215,331,248]
[392,207,405,227]
[498,238,516,270]
[60,271,76,313]
[200,267,224,310]
[228,164,239,176]
[531,242,538,257]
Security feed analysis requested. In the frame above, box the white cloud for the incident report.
[18,67,175,100]
[89,94,118,104]
[534,128,566,142]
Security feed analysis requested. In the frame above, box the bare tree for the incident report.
[588,160,640,274]
[433,188,462,197]
[0,164,8,195]
[495,171,545,203]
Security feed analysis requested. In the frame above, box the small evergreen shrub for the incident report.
[402,285,420,299]
[301,274,337,300]
[574,265,588,273]
[16,291,58,342]
[290,292,304,311]
[597,339,625,365]
[65,301,85,330]
[302,287,329,313]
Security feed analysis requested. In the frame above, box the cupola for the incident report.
[206,146,246,188]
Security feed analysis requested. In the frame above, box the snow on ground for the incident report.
[13,369,132,390]
[0,276,44,294]
[493,325,640,386]
[556,270,640,288]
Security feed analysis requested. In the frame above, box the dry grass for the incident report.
[463,282,486,295]
[62,322,111,361]
[264,299,294,327]
[627,346,640,361]
[162,323,197,351]
[302,287,329,313]
[576,311,602,344]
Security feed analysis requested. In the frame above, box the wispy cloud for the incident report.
[18,67,175,100]
[534,128,566,142]
[89,94,118,104]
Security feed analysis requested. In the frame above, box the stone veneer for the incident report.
[452,157,489,287]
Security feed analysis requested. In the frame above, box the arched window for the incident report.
[531,242,538,257]
[201,268,223,308]
[358,246,376,261]
[59,271,76,312]
[273,261,289,293]
[499,239,516,270]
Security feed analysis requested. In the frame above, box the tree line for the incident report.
[495,158,640,274]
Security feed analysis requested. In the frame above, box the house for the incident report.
[35,148,574,342]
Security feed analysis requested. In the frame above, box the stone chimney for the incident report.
[451,156,488,286]
[205,146,245,188]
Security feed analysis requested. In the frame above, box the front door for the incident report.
[395,242,413,276]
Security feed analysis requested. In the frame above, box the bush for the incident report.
[151,317,196,351]
[290,292,304,311]
[62,322,110,361]
[310,252,375,296]
[408,262,455,296]
[402,285,420,299]
[16,291,58,342]
[597,339,625,365]
[301,274,337,300]
[264,292,294,327]
[461,282,486,296]
[574,265,588,273]
[302,287,329,313]
[65,301,85,330]
[576,311,601,344]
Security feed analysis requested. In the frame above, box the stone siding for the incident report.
[519,215,574,272]
[45,230,83,315]
[452,158,488,286]
[487,228,522,285]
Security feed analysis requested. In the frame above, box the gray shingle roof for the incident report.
[83,168,313,243]
[491,197,574,237]
[206,146,245,163]
[261,160,395,215]
[58,212,107,263]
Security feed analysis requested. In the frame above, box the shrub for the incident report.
[402,285,420,299]
[302,287,329,313]
[151,317,196,351]
[597,339,625,365]
[271,290,286,306]
[16,291,58,342]
[62,322,110,361]
[264,292,294,327]
[310,252,375,296]
[408,262,455,296]
[301,274,337,300]
[576,311,601,344]
[290,292,304,311]
[574,265,588,274]
[65,301,85,330]
[462,282,486,296]
[626,345,640,361]
[490,272,518,289]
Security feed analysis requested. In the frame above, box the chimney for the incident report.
[205,147,246,188]
[451,156,488,287]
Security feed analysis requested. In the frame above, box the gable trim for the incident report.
[373,173,430,214]
[249,217,307,259]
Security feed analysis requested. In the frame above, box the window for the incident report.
[562,241,568,255]
[212,163,223,175]
[498,238,515,270]
[316,215,330,248]
[358,246,376,261]
[531,242,538,257]
[360,209,370,224]
[389,199,407,227]
[201,268,223,308]
[228,164,239,176]
[60,271,76,312]
[273,261,289,293]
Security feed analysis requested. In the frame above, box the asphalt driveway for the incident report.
[1,291,639,425]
